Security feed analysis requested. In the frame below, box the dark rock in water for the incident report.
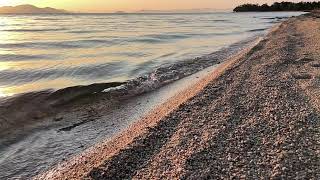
[248,28,268,32]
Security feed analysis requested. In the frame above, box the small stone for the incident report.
[292,73,312,79]
[311,63,320,67]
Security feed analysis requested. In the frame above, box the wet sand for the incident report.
[37,13,320,179]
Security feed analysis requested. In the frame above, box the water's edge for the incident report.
[0,34,260,136]
[36,20,276,179]
[0,33,264,179]
[1,12,299,177]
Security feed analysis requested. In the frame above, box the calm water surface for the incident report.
[0,12,303,96]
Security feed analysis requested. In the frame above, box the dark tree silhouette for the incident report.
[234,1,320,12]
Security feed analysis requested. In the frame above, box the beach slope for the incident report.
[37,13,320,179]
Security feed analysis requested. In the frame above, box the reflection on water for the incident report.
[0,88,8,97]
[0,12,304,96]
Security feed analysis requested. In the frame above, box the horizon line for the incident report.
[0,4,232,14]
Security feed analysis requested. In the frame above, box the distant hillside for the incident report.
[0,4,69,14]
[234,1,320,12]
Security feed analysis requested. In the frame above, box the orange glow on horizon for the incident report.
[0,0,313,12]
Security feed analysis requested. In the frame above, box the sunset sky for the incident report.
[0,0,312,12]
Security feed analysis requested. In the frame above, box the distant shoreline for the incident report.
[234,2,320,12]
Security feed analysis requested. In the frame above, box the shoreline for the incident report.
[0,33,259,140]
[35,25,270,179]
[1,13,275,177]
[0,37,260,179]
[37,12,320,179]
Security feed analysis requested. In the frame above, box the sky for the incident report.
[0,0,312,12]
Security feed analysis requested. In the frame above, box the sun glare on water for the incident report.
[0,89,7,97]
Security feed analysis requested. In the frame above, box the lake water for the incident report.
[0,12,303,97]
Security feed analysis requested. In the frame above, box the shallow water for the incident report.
[0,12,303,97]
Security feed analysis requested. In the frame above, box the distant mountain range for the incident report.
[0,4,69,14]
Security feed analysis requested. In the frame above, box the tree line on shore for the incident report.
[233,1,320,12]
